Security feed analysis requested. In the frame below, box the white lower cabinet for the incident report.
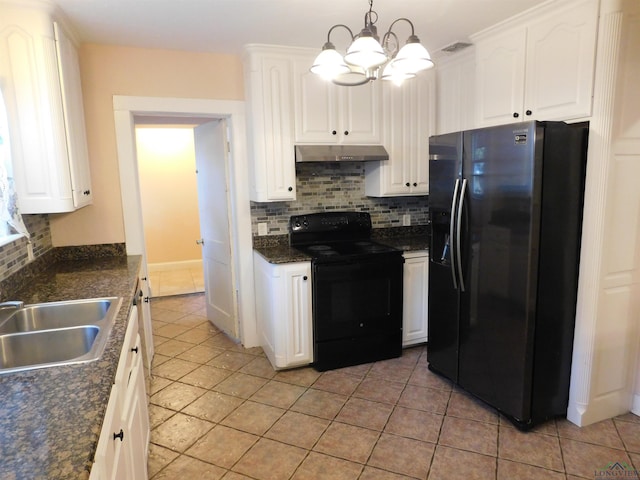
[89,385,126,480]
[90,307,149,479]
[402,251,429,347]
[254,252,312,369]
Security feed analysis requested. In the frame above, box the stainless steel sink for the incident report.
[0,298,115,334]
[0,297,123,374]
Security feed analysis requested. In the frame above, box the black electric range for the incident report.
[289,212,404,371]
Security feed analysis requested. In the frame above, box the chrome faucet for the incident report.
[0,301,24,310]
[0,301,24,323]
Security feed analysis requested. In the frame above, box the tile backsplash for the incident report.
[250,162,429,235]
[0,214,52,282]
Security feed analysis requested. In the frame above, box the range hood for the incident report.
[295,145,389,162]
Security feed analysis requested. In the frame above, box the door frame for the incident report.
[113,96,258,348]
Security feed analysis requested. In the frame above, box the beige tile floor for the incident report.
[147,293,640,480]
[149,266,204,297]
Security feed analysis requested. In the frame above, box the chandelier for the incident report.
[310,0,434,86]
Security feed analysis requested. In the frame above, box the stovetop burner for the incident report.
[307,245,332,251]
[289,212,400,262]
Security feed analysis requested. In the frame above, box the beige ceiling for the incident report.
[49,0,551,57]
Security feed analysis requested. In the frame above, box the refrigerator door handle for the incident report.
[449,179,460,289]
[456,178,468,292]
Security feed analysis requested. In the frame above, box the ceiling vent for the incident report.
[440,41,473,54]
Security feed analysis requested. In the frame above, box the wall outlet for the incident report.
[257,223,268,236]
[402,214,411,226]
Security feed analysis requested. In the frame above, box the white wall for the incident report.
[136,126,201,265]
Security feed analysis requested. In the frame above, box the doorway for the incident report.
[135,124,204,297]
[113,96,258,348]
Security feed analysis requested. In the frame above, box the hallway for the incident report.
[148,265,204,297]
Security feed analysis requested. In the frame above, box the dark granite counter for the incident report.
[253,243,313,264]
[253,226,429,264]
[375,235,430,252]
[0,254,141,480]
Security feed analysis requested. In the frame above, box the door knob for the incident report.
[196,239,204,245]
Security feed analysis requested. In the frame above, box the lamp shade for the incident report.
[344,32,388,69]
[310,46,351,80]
[381,61,415,86]
[391,40,434,74]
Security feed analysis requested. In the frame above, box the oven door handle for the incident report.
[449,179,460,290]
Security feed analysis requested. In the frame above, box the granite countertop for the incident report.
[0,255,141,480]
[373,234,430,253]
[253,227,430,264]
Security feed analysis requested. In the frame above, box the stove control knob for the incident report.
[303,220,309,227]
[359,323,364,327]
[294,221,301,228]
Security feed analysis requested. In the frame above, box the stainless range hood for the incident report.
[295,145,389,162]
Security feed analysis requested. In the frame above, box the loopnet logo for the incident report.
[594,462,639,479]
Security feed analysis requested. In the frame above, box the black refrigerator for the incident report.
[428,120,588,429]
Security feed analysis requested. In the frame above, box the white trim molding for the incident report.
[113,95,258,348]
[568,0,640,426]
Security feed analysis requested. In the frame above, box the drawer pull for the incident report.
[113,429,124,442]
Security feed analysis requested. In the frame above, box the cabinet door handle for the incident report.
[144,297,150,303]
[513,112,519,118]
[405,182,410,187]
[131,346,139,354]
[413,182,417,187]
[525,109,532,116]
[332,130,337,135]
[288,186,293,192]
[303,276,308,281]
[113,429,124,442]
[344,130,349,136]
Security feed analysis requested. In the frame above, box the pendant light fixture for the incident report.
[311,0,434,86]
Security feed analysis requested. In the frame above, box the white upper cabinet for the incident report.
[243,45,296,202]
[435,48,476,135]
[293,54,382,145]
[473,0,599,127]
[0,4,92,213]
[365,71,434,197]
[54,22,92,209]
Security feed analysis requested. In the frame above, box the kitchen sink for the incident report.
[0,297,123,374]
[0,298,116,334]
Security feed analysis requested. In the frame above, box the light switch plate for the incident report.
[257,223,268,236]
[402,214,411,226]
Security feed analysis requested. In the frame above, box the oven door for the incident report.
[312,253,403,370]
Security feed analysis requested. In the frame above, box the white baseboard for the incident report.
[147,259,202,273]
[632,393,640,417]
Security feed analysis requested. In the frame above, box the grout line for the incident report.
[148,294,639,479]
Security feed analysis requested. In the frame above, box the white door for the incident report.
[194,120,237,338]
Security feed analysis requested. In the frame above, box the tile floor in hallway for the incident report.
[147,293,640,480]
[148,266,204,297]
